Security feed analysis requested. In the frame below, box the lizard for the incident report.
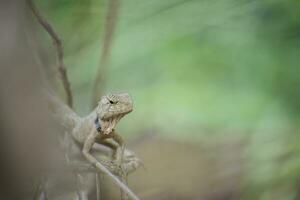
[47,92,141,200]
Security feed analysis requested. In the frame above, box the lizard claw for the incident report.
[121,152,144,174]
[100,159,124,176]
[99,148,144,176]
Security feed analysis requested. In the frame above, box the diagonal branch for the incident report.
[27,0,73,108]
[91,0,120,107]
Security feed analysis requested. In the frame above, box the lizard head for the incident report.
[96,93,133,123]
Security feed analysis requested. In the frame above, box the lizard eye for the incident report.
[107,95,118,104]
[108,99,118,104]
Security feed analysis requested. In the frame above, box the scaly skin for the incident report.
[74,93,133,170]
[47,92,141,200]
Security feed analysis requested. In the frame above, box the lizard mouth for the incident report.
[100,114,126,134]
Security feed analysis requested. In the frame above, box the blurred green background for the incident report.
[37,0,300,199]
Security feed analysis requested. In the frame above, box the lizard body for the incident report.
[72,93,132,144]
[48,92,132,145]
[47,92,140,200]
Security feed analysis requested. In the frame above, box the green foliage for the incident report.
[40,0,300,198]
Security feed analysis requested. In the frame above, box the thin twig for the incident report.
[91,0,120,107]
[63,133,83,200]
[33,178,43,200]
[120,174,128,200]
[33,175,49,200]
[96,173,101,200]
[27,0,73,108]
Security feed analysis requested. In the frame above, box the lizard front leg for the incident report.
[82,130,140,200]
[96,131,129,200]
[111,130,125,166]
[94,131,125,176]
[95,136,142,176]
[82,130,100,167]
[110,131,128,200]
[94,130,124,169]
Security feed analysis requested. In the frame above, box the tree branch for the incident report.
[27,0,73,108]
[91,0,120,107]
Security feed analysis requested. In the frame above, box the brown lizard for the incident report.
[48,92,141,200]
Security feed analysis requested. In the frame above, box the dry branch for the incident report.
[27,0,73,108]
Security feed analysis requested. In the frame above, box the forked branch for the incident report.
[27,0,73,108]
